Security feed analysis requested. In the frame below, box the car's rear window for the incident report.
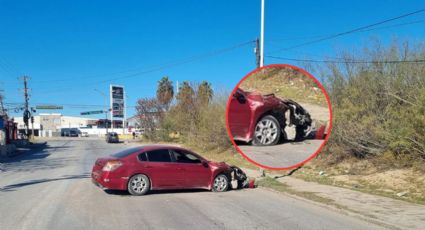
[111,147,142,158]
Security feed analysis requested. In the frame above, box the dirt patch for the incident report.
[293,161,425,204]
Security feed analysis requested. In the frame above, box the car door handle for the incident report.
[176,168,185,171]
[144,165,153,168]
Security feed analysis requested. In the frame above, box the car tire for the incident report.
[212,174,229,192]
[127,174,150,196]
[252,115,281,146]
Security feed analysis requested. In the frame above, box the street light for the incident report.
[260,0,265,67]
[94,89,109,134]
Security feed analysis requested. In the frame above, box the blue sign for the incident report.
[0,117,4,129]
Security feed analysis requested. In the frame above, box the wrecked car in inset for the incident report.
[228,88,324,146]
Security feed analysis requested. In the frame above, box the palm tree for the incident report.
[176,81,194,106]
[197,81,213,104]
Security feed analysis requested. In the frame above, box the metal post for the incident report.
[31,116,34,139]
[260,0,265,67]
[110,85,114,132]
[123,90,126,135]
[94,89,109,134]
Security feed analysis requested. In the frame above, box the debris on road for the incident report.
[230,166,256,189]
[397,191,408,197]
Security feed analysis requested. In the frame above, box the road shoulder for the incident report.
[244,168,425,230]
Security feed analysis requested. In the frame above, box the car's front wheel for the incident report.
[128,174,150,196]
[212,174,229,192]
[252,115,281,146]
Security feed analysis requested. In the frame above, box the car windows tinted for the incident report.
[111,147,142,158]
[171,150,201,164]
[147,149,172,162]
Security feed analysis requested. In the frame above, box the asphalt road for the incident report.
[0,138,383,230]
[238,140,325,168]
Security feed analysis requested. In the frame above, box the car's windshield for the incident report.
[111,147,142,158]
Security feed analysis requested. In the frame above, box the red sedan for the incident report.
[91,145,235,195]
[228,88,312,146]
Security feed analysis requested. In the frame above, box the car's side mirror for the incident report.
[233,92,246,104]
[202,161,209,168]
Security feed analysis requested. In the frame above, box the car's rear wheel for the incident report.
[253,115,281,146]
[212,174,229,192]
[128,174,150,196]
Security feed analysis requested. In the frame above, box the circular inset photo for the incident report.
[226,64,332,170]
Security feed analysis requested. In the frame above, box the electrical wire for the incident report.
[266,55,425,64]
[268,18,425,42]
[268,8,425,54]
[31,40,255,86]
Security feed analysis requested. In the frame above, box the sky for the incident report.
[1,0,424,119]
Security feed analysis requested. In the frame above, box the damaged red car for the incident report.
[92,145,249,195]
[228,88,313,146]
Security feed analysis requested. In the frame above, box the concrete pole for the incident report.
[110,85,114,132]
[94,89,109,134]
[260,0,265,67]
[260,1,266,177]
[122,90,126,135]
[31,117,34,139]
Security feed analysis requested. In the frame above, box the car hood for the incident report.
[246,91,282,105]
[208,161,231,169]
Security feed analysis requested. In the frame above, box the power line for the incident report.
[268,8,425,54]
[4,102,138,109]
[268,18,425,42]
[266,55,425,64]
[32,40,255,86]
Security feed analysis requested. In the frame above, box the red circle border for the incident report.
[225,64,333,171]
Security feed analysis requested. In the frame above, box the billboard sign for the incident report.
[110,85,124,118]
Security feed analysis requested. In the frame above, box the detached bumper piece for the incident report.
[230,166,256,189]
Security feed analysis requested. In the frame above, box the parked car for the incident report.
[69,130,79,137]
[134,129,144,136]
[91,145,243,195]
[105,132,119,143]
[80,132,89,137]
[227,88,312,146]
[63,130,70,137]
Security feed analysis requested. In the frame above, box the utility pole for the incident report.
[259,1,267,179]
[123,90,126,135]
[0,89,5,116]
[255,38,261,68]
[94,89,109,134]
[260,0,265,67]
[110,85,114,133]
[31,113,34,140]
[20,76,31,140]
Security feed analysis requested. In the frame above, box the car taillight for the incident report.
[102,160,122,171]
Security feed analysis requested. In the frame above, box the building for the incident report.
[13,113,97,137]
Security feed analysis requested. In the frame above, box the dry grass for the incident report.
[240,67,327,106]
[292,160,425,204]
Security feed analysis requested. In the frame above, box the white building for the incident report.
[13,113,97,137]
